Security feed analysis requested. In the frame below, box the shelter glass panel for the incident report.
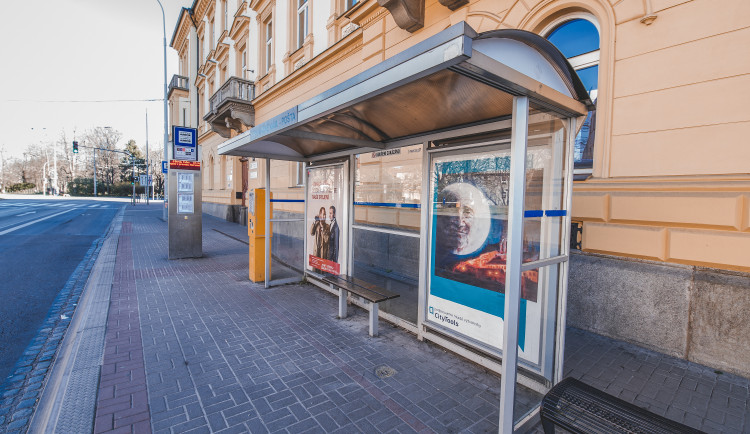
[523,109,570,263]
[353,145,423,231]
[351,144,423,324]
[427,141,553,364]
[269,162,306,284]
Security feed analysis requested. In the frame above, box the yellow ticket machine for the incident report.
[248,188,272,282]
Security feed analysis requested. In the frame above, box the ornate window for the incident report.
[544,15,599,171]
[265,19,273,74]
[296,0,309,49]
[223,0,229,32]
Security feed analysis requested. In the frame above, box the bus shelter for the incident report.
[219,21,591,432]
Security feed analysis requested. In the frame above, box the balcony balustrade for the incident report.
[168,75,189,100]
[204,76,255,138]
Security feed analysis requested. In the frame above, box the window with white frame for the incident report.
[223,0,228,32]
[295,162,304,186]
[210,19,215,50]
[297,0,308,49]
[544,15,599,171]
[241,49,247,79]
[265,20,273,74]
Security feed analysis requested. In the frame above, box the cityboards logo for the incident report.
[430,306,458,327]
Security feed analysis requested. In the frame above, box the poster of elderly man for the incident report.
[427,149,544,365]
[306,165,346,276]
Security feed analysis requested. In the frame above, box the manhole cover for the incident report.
[375,365,397,379]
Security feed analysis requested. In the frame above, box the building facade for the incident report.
[168,0,750,378]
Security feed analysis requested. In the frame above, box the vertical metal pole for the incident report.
[156,0,169,220]
[132,154,136,205]
[417,141,430,341]
[555,117,578,384]
[146,109,150,205]
[52,135,58,195]
[93,148,97,197]
[347,156,355,276]
[302,162,308,276]
[499,96,529,434]
[264,158,271,289]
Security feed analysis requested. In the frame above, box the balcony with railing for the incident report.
[168,75,189,99]
[203,76,255,138]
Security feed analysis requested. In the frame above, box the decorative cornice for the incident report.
[360,8,388,30]
[193,0,210,23]
[229,11,251,41]
[171,10,193,49]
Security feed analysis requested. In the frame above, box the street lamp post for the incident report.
[156,0,169,220]
[93,147,97,196]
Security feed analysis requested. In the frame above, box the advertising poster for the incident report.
[306,165,345,276]
[427,151,543,365]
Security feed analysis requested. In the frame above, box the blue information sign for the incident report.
[172,126,198,161]
[162,160,169,174]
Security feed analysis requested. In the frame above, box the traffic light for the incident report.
[131,176,136,185]
[73,141,79,153]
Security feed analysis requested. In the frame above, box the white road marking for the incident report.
[16,211,37,217]
[0,209,75,236]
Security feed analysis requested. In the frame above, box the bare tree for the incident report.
[83,127,122,195]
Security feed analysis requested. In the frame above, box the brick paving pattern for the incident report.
[125,208,539,433]
[75,205,750,433]
[94,222,152,433]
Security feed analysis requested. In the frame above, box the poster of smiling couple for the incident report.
[306,164,347,276]
[427,150,544,365]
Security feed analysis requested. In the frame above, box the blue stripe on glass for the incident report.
[524,210,544,218]
[354,202,421,209]
[545,210,567,217]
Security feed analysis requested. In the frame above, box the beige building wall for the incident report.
[170,0,750,375]
[247,0,750,273]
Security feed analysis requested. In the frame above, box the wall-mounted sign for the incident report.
[172,126,198,161]
[162,161,169,173]
[170,160,201,171]
[371,149,400,158]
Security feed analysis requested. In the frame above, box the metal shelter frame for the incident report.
[220,21,590,432]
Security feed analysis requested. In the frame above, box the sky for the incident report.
[0,0,192,159]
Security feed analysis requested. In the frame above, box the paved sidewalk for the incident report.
[16,204,750,433]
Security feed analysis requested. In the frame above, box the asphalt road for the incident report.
[0,198,121,383]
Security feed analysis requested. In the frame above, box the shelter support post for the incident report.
[265,158,271,289]
[369,303,379,337]
[555,117,578,383]
[499,96,530,433]
[338,287,348,319]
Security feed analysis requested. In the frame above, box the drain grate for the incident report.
[375,365,397,379]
